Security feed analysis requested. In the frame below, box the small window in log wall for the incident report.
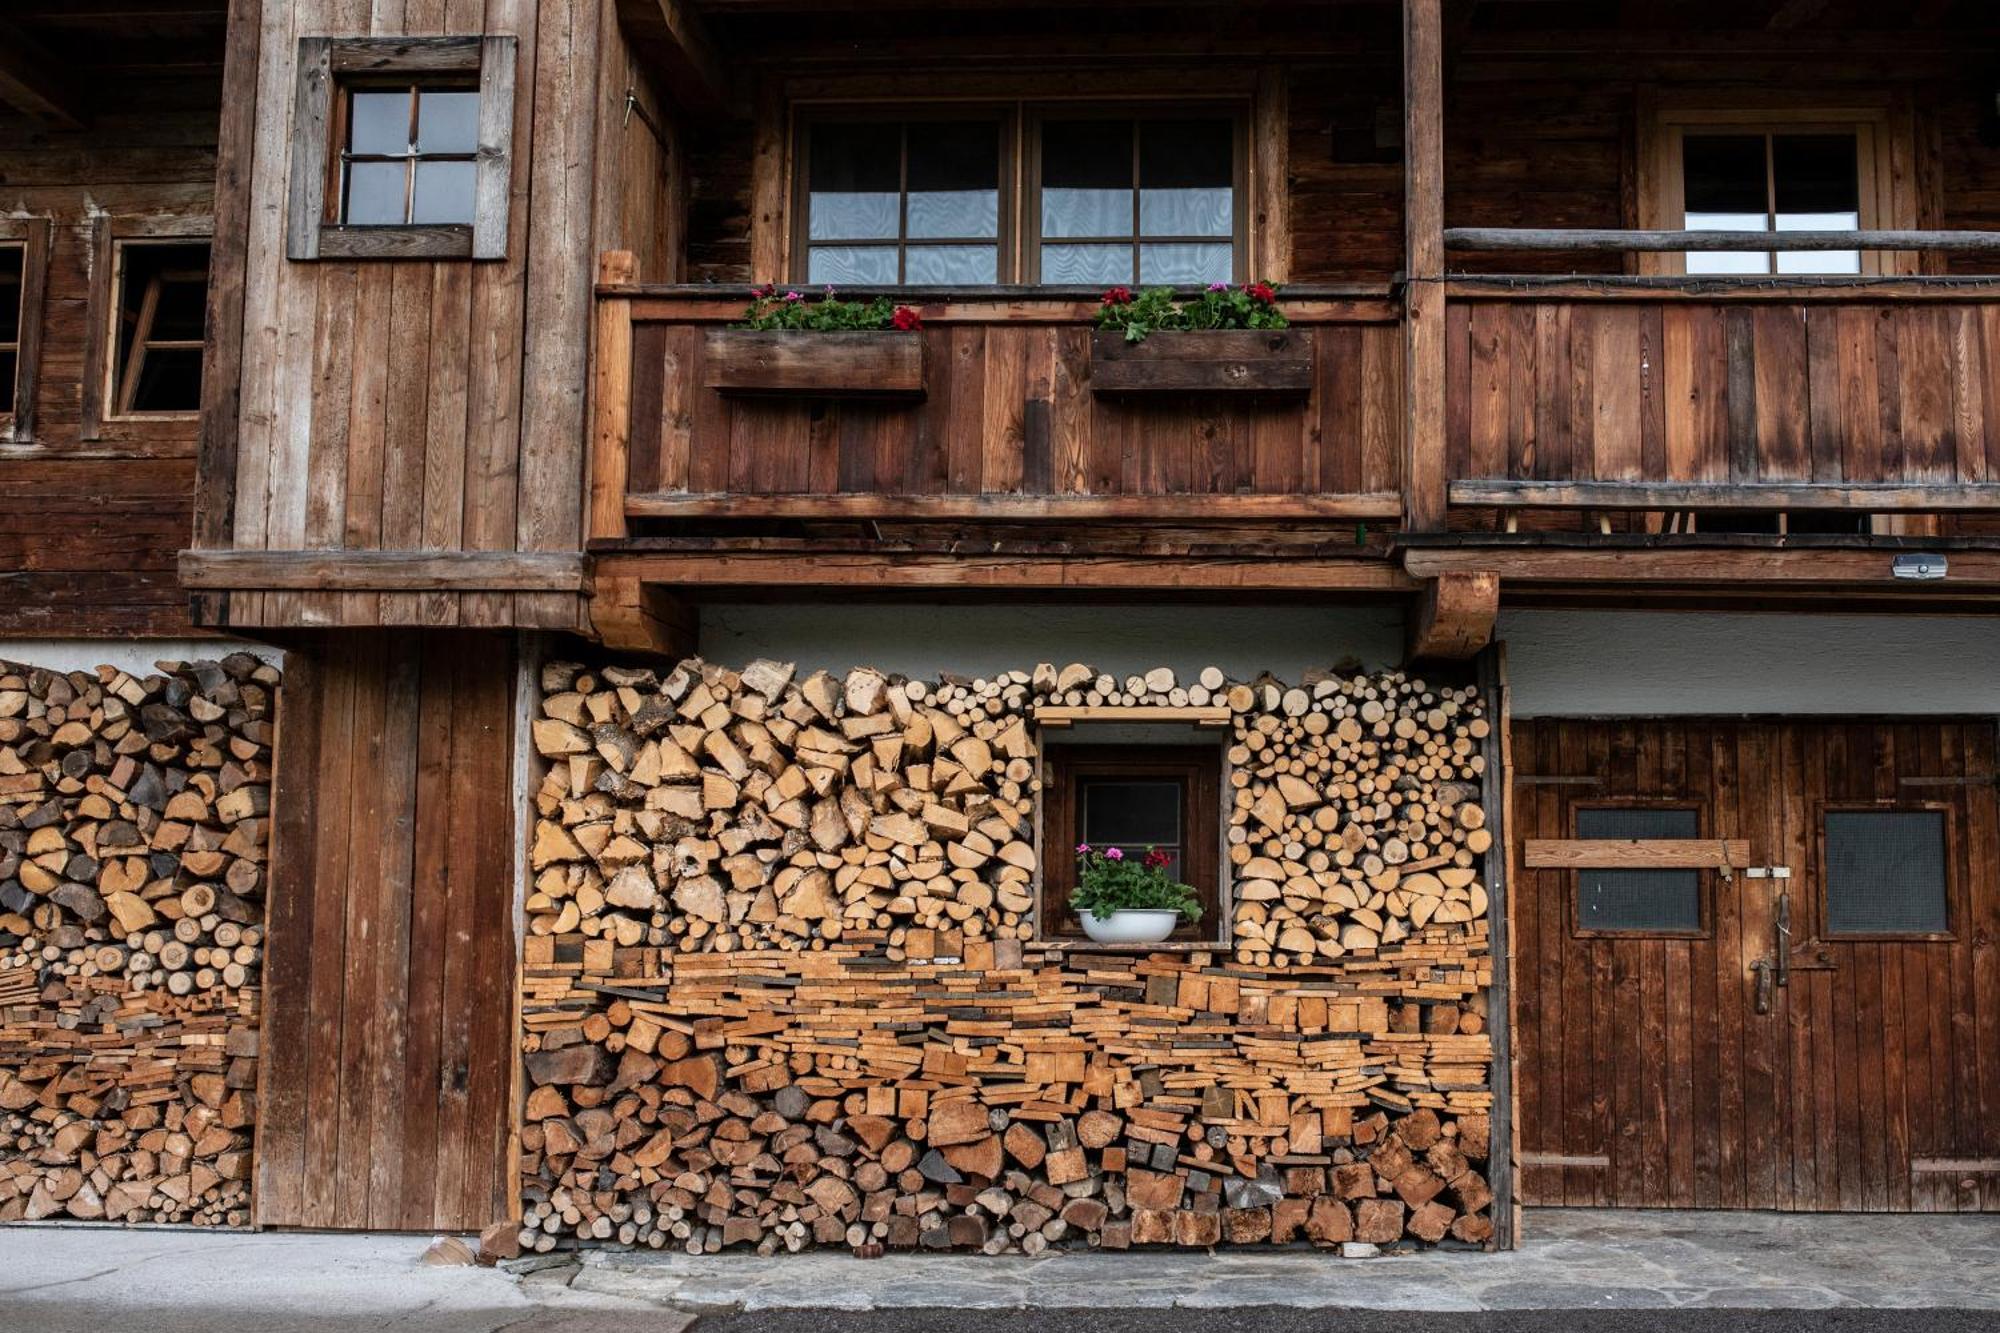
[1572,805,1704,936]
[1822,808,1950,938]
[0,244,20,417]
[110,241,209,417]
[1041,744,1221,943]
[287,36,516,262]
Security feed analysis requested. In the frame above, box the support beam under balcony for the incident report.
[1408,571,1499,662]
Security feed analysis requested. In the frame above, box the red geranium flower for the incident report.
[891,305,923,331]
[752,282,777,299]
[1143,848,1171,870]
[1245,282,1278,305]
[1101,286,1134,306]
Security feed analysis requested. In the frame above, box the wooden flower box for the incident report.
[1089,328,1315,396]
[703,330,928,399]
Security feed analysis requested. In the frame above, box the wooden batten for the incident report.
[1523,839,1751,869]
[1033,704,1233,728]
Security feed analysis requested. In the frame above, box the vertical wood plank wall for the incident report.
[1513,717,2000,1213]
[257,631,519,1231]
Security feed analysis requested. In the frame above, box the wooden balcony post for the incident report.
[1402,0,1446,531]
[589,250,637,543]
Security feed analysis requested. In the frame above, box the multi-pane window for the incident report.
[1682,131,1863,276]
[1574,807,1704,934]
[1823,810,1950,936]
[1037,115,1237,285]
[803,119,1003,286]
[0,245,21,417]
[793,107,1244,286]
[338,81,480,227]
[112,241,209,416]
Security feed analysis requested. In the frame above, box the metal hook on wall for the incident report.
[623,87,670,149]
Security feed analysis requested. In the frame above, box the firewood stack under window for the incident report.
[522,658,1497,1255]
[0,656,274,1225]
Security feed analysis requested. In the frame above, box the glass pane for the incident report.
[907,121,999,239]
[0,349,15,415]
[809,122,901,241]
[1825,811,1948,935]
[1041,242,1132,285]
[0,247,21,345]
[349,89,413,155]
[127,346,203,413]
[1081,780,1182,847]
[905,244,997,285]
[417,89,479,154]
[1773,134,1859,214]
[1141,242,1233,284]
[344,160,408,225]
[1042,119,1133,238]
[1684,134,1768,214]
[1575,807,1702,933]
[1140,118,1233,237]
[806,245,898,285]
[412,160,476,224]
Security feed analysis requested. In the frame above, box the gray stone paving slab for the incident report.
[574,1209,2000,1312]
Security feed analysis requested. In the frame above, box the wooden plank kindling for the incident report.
[1524,839,1750,869]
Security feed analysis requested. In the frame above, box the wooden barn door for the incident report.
[254,632,520,1230]
[1513,718,1999,1212]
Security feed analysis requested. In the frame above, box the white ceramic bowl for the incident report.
[1077,908,1180,944]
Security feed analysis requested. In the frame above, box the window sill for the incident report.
[1031,939,1226,954]
[313,224,476,261]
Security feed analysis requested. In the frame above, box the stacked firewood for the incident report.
[522,659,1495,1254]
[0,656,273,1225]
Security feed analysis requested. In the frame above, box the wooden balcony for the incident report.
[1445,278,2000,524]
[588,278,1407,545]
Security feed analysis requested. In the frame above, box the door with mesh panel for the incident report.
[1513,718,2000,1213]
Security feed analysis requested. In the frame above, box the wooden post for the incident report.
[1402,0,1446,532]
[588,250,637,542]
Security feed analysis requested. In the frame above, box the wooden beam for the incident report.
[589,574,698,657]
[1449,480,2000,512]
[590,251,637,543]
[1033,705,1232,729]
[614,0,727,116]
[1445,275,2000,303]
[1402,0,1446,532]
[595,552,1418,593]
[1765,0,1834,28]
[1525,839,1751,870]
[1445,228,2000,254]
[1403,544,2000,590]
[1408,571,1498,661]
[622,492,1407,523]
[177,549,587,592]
[0,19,86,129]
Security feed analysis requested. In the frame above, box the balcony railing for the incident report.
[1439,229,2000,531]
[588,271,1406,543]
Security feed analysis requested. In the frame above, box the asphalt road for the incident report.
[689,1311,2000,1333]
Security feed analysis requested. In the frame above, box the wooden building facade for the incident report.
[2,0,1997,1245]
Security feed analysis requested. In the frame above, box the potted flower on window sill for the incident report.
[1069,844,1203,945]
[705,284,929,399]
[1089,282,1312,396]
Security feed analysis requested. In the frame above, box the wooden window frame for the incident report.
[1813,801,1957,943]
[791,107,1019,284]
[105,237,211,422]
[78,214,212,446]
[781,98,1252,287]
[1039,742,1225,945]
[1635,94,1919,278]
[286,35,516,262]
[0,219,52,446]
[1565,799,1711,940]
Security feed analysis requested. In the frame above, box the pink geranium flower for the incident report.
[1105,847,1124,861]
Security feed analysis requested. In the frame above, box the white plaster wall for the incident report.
[1501,611,2000,717]
[698,603,1407,682]
[0,638,284,675]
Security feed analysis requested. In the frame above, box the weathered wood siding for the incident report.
[256,630,519,1231]
[205,0,673,632]
[0,38,221,636]
[1513,717,2000,1213]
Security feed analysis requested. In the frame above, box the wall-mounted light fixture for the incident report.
[1892,553,1948,581]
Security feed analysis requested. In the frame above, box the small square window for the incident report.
[1574,806,1703,935]
[112,241,209,416]
[1041,744,1222,942]
[1824,810,1949,936]
[337,82,479,227]
[0,244,21,417]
